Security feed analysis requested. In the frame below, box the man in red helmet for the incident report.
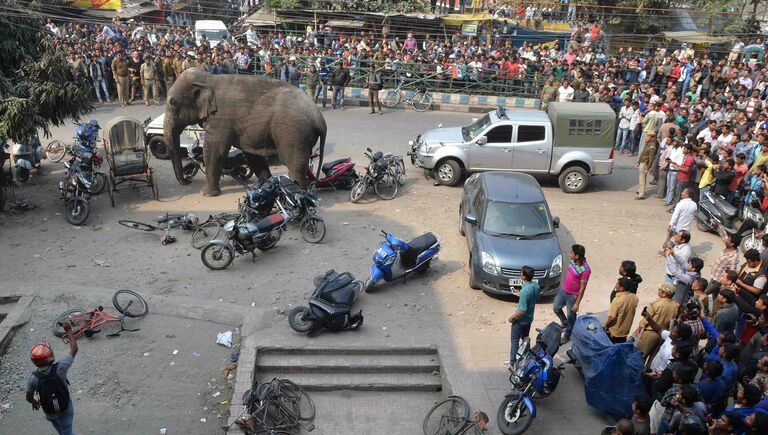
[26,321,78,434]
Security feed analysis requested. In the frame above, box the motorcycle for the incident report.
[200,210,289,270]
[350,148,399,203]
[696,189,765,252]
[59,162,93,225]
[306,153,358,190]
[11,135,46,182]
[181,139,254,182]
[288,269,364,336]
[46,119,102,163]
[497,322,566,435]
[273,175,327,243]
[362,230,441,292]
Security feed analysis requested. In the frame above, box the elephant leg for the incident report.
[245,154,271,181]
[202,138,227,197]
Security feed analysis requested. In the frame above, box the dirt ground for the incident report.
[0,104,727,434]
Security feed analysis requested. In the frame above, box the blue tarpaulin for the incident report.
[570,315,645,418]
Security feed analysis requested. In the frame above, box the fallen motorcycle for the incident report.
[200,211,289,270]
[497,322,566,435]
[363,230,441,292]
[273,175,326,243]
[181,140,254,182]
[697,189,765,253]
[306,153,358,190]
[288,269,363,336]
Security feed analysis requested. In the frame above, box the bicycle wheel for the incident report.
[394,158,407,186]
[299,216,326,243]
[411,91,433,112]
[46,140,67,163]
[423,396,470,435]
[191,221,221,249]
[51,308,90,337]
[374,169,399,200]
[277,379,315,421]
[380,89,402,108]
[349,177,367,203]
[112,290,149,318]
[118,220,158,231]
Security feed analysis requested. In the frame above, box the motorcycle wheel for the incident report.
[349,178,367,203]
[362,277,374,293]
[201,243,234,270]
[300,216,326,243]
[349,314,364,330]
[741,232,763,254]
[256,228,283,252]
[16,166,29,183]
[496,393,534,435]
[288,306,315,333]
[696,218,710,233]
[333,172,358,190]
[231,164,254,181]
[89,172,107,195]
[66,197,90,226]
[182,162,199,183]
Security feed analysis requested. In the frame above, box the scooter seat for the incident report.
[322,285,356,306]
[713,195,738,218]
[401,232,438,268]
[321,159,347,175]
[255,213,285,233]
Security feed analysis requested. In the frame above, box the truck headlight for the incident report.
[481,251,497,275]
[408,140,414,146]
[549,254,562,277]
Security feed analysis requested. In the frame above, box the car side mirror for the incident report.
[464,214,478,225]
[476,136,488,145]
[553,216,560,228]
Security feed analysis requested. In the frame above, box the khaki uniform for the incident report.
[607,291,639,339]
[637,139,658,198]
[140,62,159,104]
[162,59,175,95]
[111,58,130,105]
[636,297,679,362]
[173,58,185,77]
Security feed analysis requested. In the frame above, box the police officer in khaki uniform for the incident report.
[111,51,130,107]
[162,54,176,96]
[140,55,160,106]
[172,52,185,80]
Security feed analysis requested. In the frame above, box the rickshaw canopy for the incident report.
[103,116,145,155]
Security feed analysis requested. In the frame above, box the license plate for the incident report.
[509,279,537,287]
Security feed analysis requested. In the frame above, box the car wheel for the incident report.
[469,254,480,290]
[558,166,589,194]
[148,136,170,160]
[434,159,462,186]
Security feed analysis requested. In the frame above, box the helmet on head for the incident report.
[30,341,54,367]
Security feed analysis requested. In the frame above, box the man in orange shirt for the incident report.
[728,153,749,204]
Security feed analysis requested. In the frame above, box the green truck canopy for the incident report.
[546,102,616,148]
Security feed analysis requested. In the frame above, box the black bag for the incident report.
[34,363,70,414]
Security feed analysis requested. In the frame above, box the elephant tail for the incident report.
[315,129,325,180]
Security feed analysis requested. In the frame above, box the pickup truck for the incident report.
[408,102,616,193]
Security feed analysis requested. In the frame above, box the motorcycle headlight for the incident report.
[549,254,562,277]
[223,220,235,232]
[481,251,497,275]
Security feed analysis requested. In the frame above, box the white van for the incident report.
[194,20,228,47]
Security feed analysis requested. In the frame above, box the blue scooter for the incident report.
[362,230,441,293]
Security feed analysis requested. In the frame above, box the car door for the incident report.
[511,124,550,172]
[469,124,514,170]
[466,185,485,253]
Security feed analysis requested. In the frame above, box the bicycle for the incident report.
[380,78,433,112]
[392,155,407,186]
[51,290,148,341]
[423,396,488,435]
[232,378,316,434]
[118,213,222,248]
[350,148,400,203]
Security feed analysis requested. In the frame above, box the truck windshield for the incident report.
[196,30,228,41]
[463,114,491,140]
[482,201,552,238]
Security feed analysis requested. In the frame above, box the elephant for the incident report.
[164,68,326,196]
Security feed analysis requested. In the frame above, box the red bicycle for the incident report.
[51,290,148,341]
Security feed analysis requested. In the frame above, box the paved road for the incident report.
[0,101,727,434]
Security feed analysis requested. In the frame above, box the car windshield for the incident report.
[197,30,227,41]
[482,200,553,238]
[463,114,492,140]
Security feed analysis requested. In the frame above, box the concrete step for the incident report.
[256,371,442,392]
[256,346,438,356]
[257,352,439,374]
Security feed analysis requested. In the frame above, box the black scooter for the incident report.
[181,141,254,182]
[288,270,363,336]
[697,189,765,252]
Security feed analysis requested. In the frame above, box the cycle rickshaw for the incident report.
[102,116,158,206]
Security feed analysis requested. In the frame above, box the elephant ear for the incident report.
[192,82,217,121]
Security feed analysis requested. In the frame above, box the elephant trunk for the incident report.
[164,115,193,185]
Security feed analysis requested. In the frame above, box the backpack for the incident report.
[34,363,70,414]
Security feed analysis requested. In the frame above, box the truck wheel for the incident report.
[148,136,170,160]
[434,159,462,186]
[558,166,589,194]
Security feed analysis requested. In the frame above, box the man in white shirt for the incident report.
[616,98,633,152]
[664,230,692,283]
[557,80,574,102]
[245,24,257,46]
[663,187,697,248]
[738,70,754,91]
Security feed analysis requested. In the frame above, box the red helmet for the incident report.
[30,341,54,367]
